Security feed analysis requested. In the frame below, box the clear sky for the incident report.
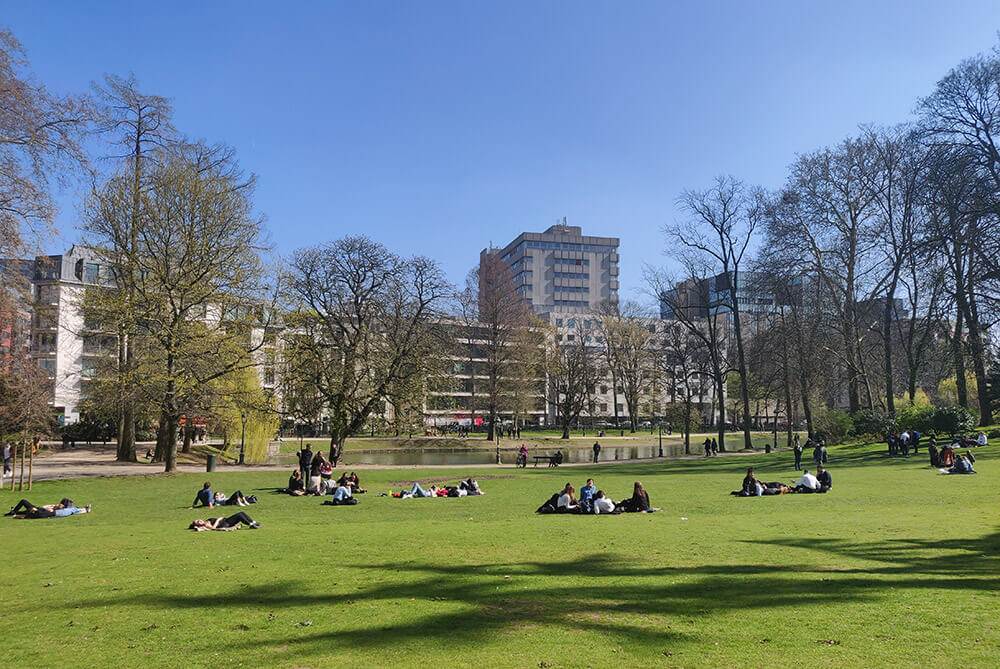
[6,1,1000,304]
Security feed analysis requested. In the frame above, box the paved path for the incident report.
[5,444,768,483]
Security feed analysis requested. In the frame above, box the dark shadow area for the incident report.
[64,530,1000,660]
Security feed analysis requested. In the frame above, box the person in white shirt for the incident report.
[794,470,820,493]
[592,490,616,514]
[556,483,579,511]
[976,432,987,446]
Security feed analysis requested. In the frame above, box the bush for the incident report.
[895,403,935,434]
[929,406,976,436]
[814,409,854,444]
[852,409,895,436]
[986,428,1000,440]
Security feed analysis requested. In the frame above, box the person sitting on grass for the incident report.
[580,478,597,511]
[740,467,763,496]
[815,464,832,492]
[793,469,820,493]
[592,490,616,514]
[323,481,358,505]
[557,483,580,512]
[191,481,214,508]
[347,471,366,493]
[6,498,91,519]
[618,481,651,512]
[189,512,260,530]
[213,490,254,507]
[285,469,306,495]
[976,432,988,447]
[939,443,956,468]
[943,454,976,475]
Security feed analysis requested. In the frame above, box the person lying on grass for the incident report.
[941,454,976,475]
[189,512,260,531]
[213,490,255,506]
[6,498,91,519]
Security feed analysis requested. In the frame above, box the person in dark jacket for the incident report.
[286,469,306,495]
[816,465,832,492]
[618,481,650,512]
[190,481,214,508]
[297,444,313,479]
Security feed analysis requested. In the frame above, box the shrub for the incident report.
[852,409,895,437]
[929,406,976,436]
[895,403,935,434]
[814,409,854,444]
[987,428,1000,440]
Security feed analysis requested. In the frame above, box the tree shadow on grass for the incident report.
[65,533,1000,661]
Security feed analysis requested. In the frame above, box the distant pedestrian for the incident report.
[793,439,803,471]
[592,440,601,464]
[704,437,711,457]
[711,438,718,456]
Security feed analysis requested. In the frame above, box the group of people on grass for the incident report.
[537,478,655,514]
[791,435,828,471]
[886,429,922,457]
[387,478,484,498]
[732,465,832,496]
[283,468,365,499]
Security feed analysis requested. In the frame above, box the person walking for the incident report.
[704,437,712,457]
[793,438,803,471]
[592,440,601,464]
[711,438,718,456]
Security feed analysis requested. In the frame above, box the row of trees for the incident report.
[657,45,1000,449]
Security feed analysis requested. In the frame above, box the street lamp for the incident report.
[658,424,663,457]
[239,411,247,465]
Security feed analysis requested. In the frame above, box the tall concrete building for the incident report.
[481,222,620,316]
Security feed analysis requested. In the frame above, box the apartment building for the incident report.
[481,221,620,316]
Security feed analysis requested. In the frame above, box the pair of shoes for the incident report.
[85,504,92,513]
[249,521,261,529]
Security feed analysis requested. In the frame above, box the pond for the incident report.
[273,442,691,467]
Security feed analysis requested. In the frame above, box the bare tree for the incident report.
[283,236,450,461]
[597,300,654,433]
[546,321,602,439]
[476,253,533,440]
[0,28,90,257]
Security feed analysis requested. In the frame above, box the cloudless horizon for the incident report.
[6,1,1000,306]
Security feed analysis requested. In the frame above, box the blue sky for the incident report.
[6,1,1000,304]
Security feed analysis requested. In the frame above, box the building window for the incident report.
[555,319,563,326]
[81,358,97,379]
[38,358,56,373]
[84,263,100,284]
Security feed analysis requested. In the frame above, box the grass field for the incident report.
[1,438,997,667]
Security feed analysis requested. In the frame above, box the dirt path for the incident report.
[4,444,769,483]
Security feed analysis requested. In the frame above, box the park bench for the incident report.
[533,455,561,467]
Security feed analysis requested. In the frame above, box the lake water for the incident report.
[274,443,691,467]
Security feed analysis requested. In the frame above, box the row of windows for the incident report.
[553,271,589,280]
[514,270,533,283]
[556,318,593,328]
[525,241,617,254]
[555,286,589,294]
[555,258,589,267]
[554,299,589,308]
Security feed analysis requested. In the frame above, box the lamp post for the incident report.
[239,412,247,465]
[658,424,663,457]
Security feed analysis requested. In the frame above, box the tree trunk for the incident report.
[883,292,896,415]
[714,369,726,452]
[683,393,692,455]
[730,301,754,451]
[182,425,193,454]
[962,292,993,425]
[951,302,968,407]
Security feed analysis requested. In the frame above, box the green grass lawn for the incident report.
[1,439,997,667]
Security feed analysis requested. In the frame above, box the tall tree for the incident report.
[86,74,177,461]
[598,301,654,433]
[546,321,602,439]
[667,176,758,450]
[476,253,533,441]
[283,236,449,460]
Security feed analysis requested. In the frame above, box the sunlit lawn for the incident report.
[1,438,997,667]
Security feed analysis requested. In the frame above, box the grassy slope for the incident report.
[1,439,997,668]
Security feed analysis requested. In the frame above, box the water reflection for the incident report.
[274,443,690,467]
